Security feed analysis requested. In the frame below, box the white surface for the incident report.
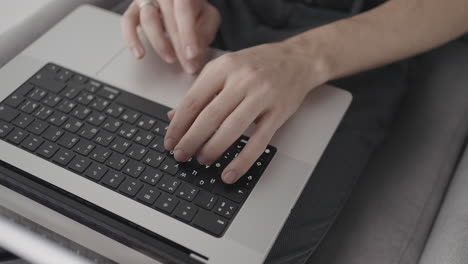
[0,0,115,67]
[0,5,351,264]
[0,216,91,264]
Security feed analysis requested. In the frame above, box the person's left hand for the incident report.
[164,42,327,184]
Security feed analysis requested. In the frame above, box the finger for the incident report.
[172,87,244,162]
[167,109,175,120]
[181,4,222,73]
[122,2,145,59]
[164,64,227,150]
[137,0,177,63]
[196,95,263,165]
[221,114,278,184]
[174,0,203,60]
[158,0,194,73]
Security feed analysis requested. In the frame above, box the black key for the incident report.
[56,100,77,114]
[47,111,68,126]
[5,94,25,108]
[52,149,75,166]
[84,163,108,181]
[19,100,40,114]
[102,118,122,133]
[173,202,198,222]
[104,103,124,118]
[86,81,102,93]
[106,154,128,170]
[57,133,80,149]
[116,92,170,123]
[149,136,165,152]
[93,130,115,146]
[176,183,199,202]
[195,174,219,192]
[75,91,95,105]
[0,122,14,138]
[192,210,228,236]
[63,118,84,133]
[89,146,112,163]
[213,198,238,219]
[71,105,92,120]
[120,109,140,124]
[56,70,73,82]
[26,119,48,135]
[21,135,44,151]
[157,175,181,194]
[68,156,91,173]
[110,137,132,153]
[117,124,138,139]
[89,97,110,111]
[175,169,197,183]
[101,171,125,189]
[42,126,64,142]
[98,86,120,100]
[194,191,218,210]
[17,83,34,96]
[42,94,62,107]
[153,122,168,136]
[61,85,82,99]
[134,131,154,146]
[71,74,87,84]
[140,167,164,186]
[28,88,48,101]
[136,116,157,130]
[34,106,54,120]
[29,72,66,93]
[122,160,145,178]
[7,129,28,145]
[13,114,34,128]
[0,105,19,122]
[142,150,165,167]
[237,172,257,189]
[160,158,180,175]
[86,111,106,126]
[73,140,95,156]
[45,64,60,73]
[154,193,179,214]
[36,141,59,158]
[126,144,148,161]
[136,185,161,205]
[78,125,99,140]
[119,178,143,197]
[214,185,248,203]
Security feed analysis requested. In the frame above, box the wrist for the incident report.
[281,27,338,91]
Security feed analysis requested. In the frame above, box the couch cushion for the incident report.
[308,37,468,264]
[419,145,468,264]
[0,0,116,67]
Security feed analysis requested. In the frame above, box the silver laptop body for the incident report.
[0,5,351,264]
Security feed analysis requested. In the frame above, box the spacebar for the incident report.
[115,92,171,123]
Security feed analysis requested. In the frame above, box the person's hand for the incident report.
[164,42,327,184]
[121,0,221,74]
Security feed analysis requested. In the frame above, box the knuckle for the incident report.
[218,53,238,68]
[182,97,202,114]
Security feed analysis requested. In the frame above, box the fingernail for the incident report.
[174,149,190,162]
[197,155,211,166]
[132,46,143,59]
[165,137,176,150]
[222,170,238,184]
[167,110,175,120]
[163,55,175,64]
[185,45,197,59]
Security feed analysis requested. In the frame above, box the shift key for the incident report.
[193,210,228,236]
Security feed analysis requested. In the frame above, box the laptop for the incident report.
[0,5,351,264]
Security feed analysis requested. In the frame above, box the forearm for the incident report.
[285,0,468,84]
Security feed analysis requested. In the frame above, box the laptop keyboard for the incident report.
[0,63,276,237]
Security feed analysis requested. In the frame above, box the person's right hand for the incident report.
[122,0,221,74]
